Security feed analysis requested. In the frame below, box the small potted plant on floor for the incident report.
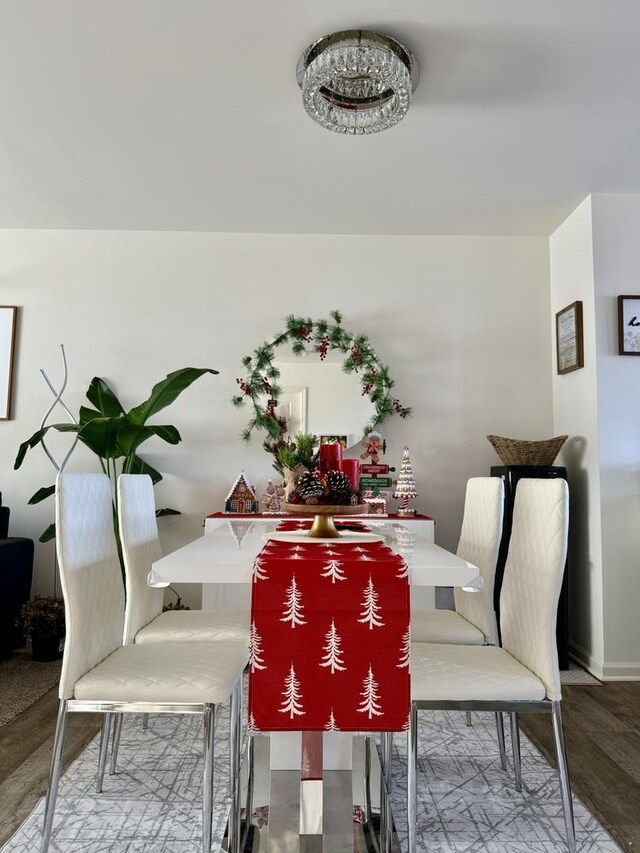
[20,595,65,661]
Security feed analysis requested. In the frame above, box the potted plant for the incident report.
[273,433,319,500]
[20,595,65,661]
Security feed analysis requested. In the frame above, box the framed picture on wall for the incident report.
[555,301,584,375]
[617,295,640,355]
[0,306,17,420]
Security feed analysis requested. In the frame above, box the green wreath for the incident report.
[232,310,411,450]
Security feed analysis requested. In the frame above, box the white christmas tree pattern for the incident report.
[358,575,385,629]
[357,665,384,718]
[320,559,346,583]
[324,709,340,731]
[249,621,266,672]
[247,712,260,733]
[253,556,268,582]
[278,663,305,718]
[396,558,409,579]
[280,574,307,627]
[397,628,411,669]
[319,620,346,673]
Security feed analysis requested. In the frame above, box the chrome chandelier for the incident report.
[296,29,419,135]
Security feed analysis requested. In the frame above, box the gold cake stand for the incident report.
[282,502,368,538]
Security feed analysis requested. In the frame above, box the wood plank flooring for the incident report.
[0,682,638,849]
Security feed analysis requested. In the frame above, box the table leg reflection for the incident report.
[231,732,400,853]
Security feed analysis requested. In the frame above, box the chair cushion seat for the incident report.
[135,609,249,645]
[73,641,247,704]
[410,609,485,645]
[411,643,547,702]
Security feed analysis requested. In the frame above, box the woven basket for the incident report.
[487,434,568,466]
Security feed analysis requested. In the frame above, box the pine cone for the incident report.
[326,470,352,503]
[298,470,324,501]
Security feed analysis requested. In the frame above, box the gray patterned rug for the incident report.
[1,699,619,852]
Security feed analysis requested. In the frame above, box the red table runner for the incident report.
[248,521,410,733]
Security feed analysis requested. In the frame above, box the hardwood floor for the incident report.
[0,682,638,849]
[520,681,640,850]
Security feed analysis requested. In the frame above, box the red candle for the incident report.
[340,458,361,492]
[319,442,343,473]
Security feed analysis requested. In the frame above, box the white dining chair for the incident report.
[118,473,249,649]
[407,478,575,853]
[410,477,508,763]
[42,473,247,853]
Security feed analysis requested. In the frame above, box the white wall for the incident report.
[0,230,551,605]
[550,197,605,672]
[592,194,640,677]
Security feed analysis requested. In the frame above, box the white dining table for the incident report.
[150,518,482,590]
[149,519,482,851]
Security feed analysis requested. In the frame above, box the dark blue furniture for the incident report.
[0,499,34,657]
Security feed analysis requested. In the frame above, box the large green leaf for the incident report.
[86,377,125,418]
[39,523,56,543]
[126,368,218,425]
[79,405,101,425]
[14,423,79,469]
[77,417,126,460]
[28,485,56,505]
[117,424,181,458]
[128,454,163,485]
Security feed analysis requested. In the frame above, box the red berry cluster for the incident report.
[393,398,404,413]
[319,336,329,360]
[292,325,313,341]
[351,345,363,364]
[236,377,252,396]
[362,368,378,395]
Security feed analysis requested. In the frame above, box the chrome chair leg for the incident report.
[142,713,149,731]
[380,733,393,853]
[202,704,215,853]
[465,711,473,726]
[364,736,373,826]
[41,700,68,853]
[229,682,242,853]
[243,735,255,849]
[407,703,418,853]
[552,702,576,853]
[495,711,507,771]
[96,713,113,793]
[110,715,124,776]
[509,712,522,792]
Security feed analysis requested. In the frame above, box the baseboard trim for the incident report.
[570,641,640,681]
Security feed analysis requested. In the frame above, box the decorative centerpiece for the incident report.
[283,468,367,538]
[393,445,418,516]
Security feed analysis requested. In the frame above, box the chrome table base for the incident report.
[225,735,400,853]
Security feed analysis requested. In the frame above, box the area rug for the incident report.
[1,700,620,852]
[0,646,62,729]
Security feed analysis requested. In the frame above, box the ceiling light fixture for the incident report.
[296,29,419,135]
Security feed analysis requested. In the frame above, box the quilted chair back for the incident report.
[118,474,164,645]
[453,477,504,644]
[56,473,125,700]
[500,478,569,701]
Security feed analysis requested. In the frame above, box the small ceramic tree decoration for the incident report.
[393,445,418,516]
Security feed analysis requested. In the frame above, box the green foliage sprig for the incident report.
[20,595,65,638]
[232,311,411,445]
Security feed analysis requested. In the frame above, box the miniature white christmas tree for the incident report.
[278,663,305,718]
[249,621,266,672]
[393,445,418,516]
[320,559,346,583]
[247,712,260,733]
[397,628,411,669]
[280,575,307,627]
[357,665,383,718]
[358,575,385,629]
[319,620,346,673]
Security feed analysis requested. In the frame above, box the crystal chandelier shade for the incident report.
[296,30,419,135]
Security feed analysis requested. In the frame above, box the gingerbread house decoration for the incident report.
[224,470,259,514]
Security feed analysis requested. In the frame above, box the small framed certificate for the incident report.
[555,301,584,375]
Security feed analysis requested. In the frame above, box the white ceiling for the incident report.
[1,1,639,236]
